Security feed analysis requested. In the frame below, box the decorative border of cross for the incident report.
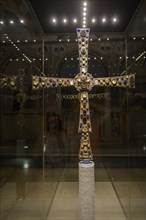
[32,28,135,164]
[0,75,17,89]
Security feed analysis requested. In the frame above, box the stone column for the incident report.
[79,161,95,220]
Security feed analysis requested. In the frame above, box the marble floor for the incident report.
[0,166,146,220]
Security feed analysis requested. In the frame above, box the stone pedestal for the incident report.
[79,161,95,220]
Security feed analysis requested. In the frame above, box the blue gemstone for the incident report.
[83,118,87,124]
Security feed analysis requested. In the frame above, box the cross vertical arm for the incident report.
[75,28,95,163]
[77,28,90,74]
[78,92,93,162]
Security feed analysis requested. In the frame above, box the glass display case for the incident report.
[0,0,146,219]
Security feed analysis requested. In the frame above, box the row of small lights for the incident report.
[51,17,118,25]
[2,39,37,43]
[64,54,146,61]
[9,58,48,62]
[8,51,146,62]
[2,37,144,44]
[5,35,32,63]
[0,19,25,25]
[82,2,87,28]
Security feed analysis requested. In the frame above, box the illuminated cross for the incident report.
[32,28,135,164]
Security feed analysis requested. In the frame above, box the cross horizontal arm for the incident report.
[0,76,17,89]
[32,76,75,90]
[93,73,135,88]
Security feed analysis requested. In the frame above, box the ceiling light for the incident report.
[83,2,87,6]
[65,58,67,60]
[59,39,62,42]
[98,38,101,41]
[113,17,117,23]
[90,39,93,41]
[102,17,106,23]
[10,20,14,24]
[24,146,29,149]
[52,18,57,23]
[17,40,20,42]
[20,19,24,23]
[0,21,4,24]
[46,58,48,61]
[83,24,86,28]
[83,12,86,16]
[107,38,109,41]
[133,37,136,40]
[3,40,5,43]
[92,18,96,23]
[10,59,12,61]
[83,7,87,11]
[119,57,122,59]
[132,56,135,59]
[142,37,144,40]
[94,57,97,60]
[100,57,103,59]
[34,40,36,42]
[63,18,67,23]
[75,39,78,41]
[73,18,77,23]
[25,40,28,42]
[67,39,70,41]
[83,20,86,24]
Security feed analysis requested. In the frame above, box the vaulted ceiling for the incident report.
[0,0,145,36]
[28,0,142,34]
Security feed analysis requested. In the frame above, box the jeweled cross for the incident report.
[32,28,135,164]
